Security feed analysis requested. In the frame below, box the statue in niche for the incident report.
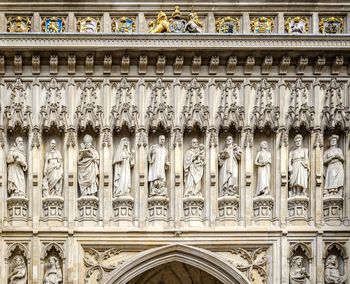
[43,256,63,284]
[255,141,271,196]
[7,137,27,197]
[325,255,347,284]
[185,12,202,33]
[184,138,205,197]
[289,256,309,284]
[42,140,63,197]
[113,137,134,198]
[324,135,344,196]
[78,134,99,196]
[218,136,242,196]
[8,255,27,284]
[289,134,309,197]
[148,135,169,196]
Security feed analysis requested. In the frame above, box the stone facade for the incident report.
[0,1,350,284]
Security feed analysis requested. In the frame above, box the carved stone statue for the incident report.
[218,136,242,196]
[325,255,347,284]
[324,135,344,196]
[184,138,205,197]
[43,256,63,284]
[8,255,27,284]
[289,134,309,196]
[42,140,63,197]
[7,137,27,197]
[148,135,169,196]
[113,137,134,197]
[255,141,271,196]
[289,256,309,284]
[78,134,99,196]
[185,12,202,33]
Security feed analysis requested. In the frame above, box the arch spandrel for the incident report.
[103,244,251,284]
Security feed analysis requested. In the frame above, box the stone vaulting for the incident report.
[0,0,350,283]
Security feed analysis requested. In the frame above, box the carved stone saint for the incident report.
[78,134,99,196]
[8,255,27,284]
[148,135,169,196]
[218,136,242,196]
[289,256,309,284]
[113,137,134,197]
[325,255,347,284]
[42,140,63,197]
[7,137,27,197]
[184,138,205,197]
[255,141,271,196]
[289,134,309,196]
[43,256,63,284]
[324,135,344,196]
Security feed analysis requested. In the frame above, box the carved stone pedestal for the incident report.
[183,196,204,226]
[217,195,239,226]
[148,195,169,227]
[77,196,99,221]
[7,196,29,223]
[112,195,134,227]
[323,195,343,226]
[253,195,274,225]
[42,196,64,221]
[288,196,309,224]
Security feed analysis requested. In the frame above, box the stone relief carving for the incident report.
[8,255,27,284]
[287,79,314,131]
[185,12,202,33]
[217,79,244,131]
[76,78,103,132]
[321,79,349,130]
[255,141,271,196]
[181,78,208,131]
[111,78,138,132]
[5,79,32,132]
[324,135,344,197]
[43,256,63,284]
[285,16,309,34]
[112,137,134,198]
[148,135,169,197]
[7,137,27,197]
[218,136,241,197]
[251,79,279,131]
[78,134,99,196]
[289,134,309,197]
[146,78,173,132]
[42,139,63,197]
[325,255,347,284]
[289,256,310,284]
[40,78,67,132]
[184,138,205,197]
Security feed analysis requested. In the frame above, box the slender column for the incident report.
[103,12,110,32]
[32,236,40,284]
[243,12,250,34]
[68,12,75,32]
[311,12,318,34]
[0,12,5,32]
[281,233,288,284]
[208,12,215,33]
[316,232,324,284]
[0,79,5,226]
[138,12,146,33]
[277,12,284,34]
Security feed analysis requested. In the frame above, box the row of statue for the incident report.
[6,134,345,199]
[289,254,346,284]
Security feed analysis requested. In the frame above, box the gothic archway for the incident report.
[103,244,251,284]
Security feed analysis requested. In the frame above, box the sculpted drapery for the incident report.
[289,134,309,196]
[325,255,347,284]
[148,135,169,196]
[78,134,100,196]
[42,139,63,197]
[289,256,309,284]
[113,137,134,197]
[184,138,205,197]
[255,141,271,196]
[8,255,27,284]
[218,136,241,197]
[43,256,63,284]
[7,137,27,197]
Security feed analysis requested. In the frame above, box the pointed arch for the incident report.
[103,244,251,284]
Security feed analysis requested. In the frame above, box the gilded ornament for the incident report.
[111,16,135,33]
[250,16,274,33]
[148,11,170,33]
[216,16,240,33]
[169,6,187,33]
[77,16,100,33]
[185,12,202,33]
[41,16,65,33]
[285,16,309,34]
[7,16,31,32]
[319,17,344,34]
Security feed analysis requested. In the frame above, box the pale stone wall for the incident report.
[0,1,350,284]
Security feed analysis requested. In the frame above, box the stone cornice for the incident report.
[1,33,350,51]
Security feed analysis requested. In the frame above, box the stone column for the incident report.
[0,12,6,32]
[0,79,5,226]
[68,12,75,32]
[33,12,40,32]
[103,12,110,32]
[138,12,146,33]
[313,129,323,227]
[316,232,324,284]
[242,12,250,34]
[277,12,284,34]
[207,12,215,33]
[345,129,350,225]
